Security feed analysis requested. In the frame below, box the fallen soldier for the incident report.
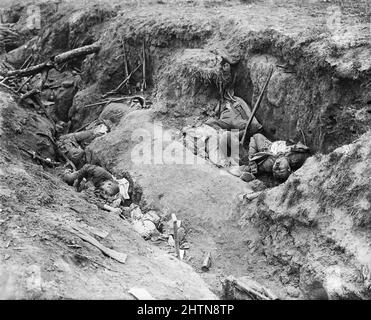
[205,86,262,135]
[183,88,263,167]
[62,164,124,214]
[226,133,310,182]
[57,120,111,169]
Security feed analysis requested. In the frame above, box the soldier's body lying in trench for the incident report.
[62,164,123,214]
[57,119,131,214]
[56,119,111,169]
[57,96,145,169]
[223,132,310,182]
[184,91,310,181]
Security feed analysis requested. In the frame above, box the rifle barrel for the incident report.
[241,67,274,146]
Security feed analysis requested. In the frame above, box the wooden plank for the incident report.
[83,224,109,239]
[69,225,127,264]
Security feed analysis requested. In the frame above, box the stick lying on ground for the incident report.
[83,95,142,109]
[2,43,100,78]
[102,63,142,98]
[69,225,127,264]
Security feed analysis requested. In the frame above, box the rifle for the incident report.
[19,147,60,167]
[241,67,274,146]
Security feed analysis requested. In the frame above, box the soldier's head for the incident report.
[100,180,120,197]
[221,60,231,73]
[130,96,144,109]
[272,155,291,181]
[55,121,67,135]
[219,59,233,90]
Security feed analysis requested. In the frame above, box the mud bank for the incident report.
[0,89,216,299]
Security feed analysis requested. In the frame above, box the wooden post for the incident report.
[202,252,212,271]
[141,41,147,92]
[122,40,130,94]
[172,213,180,259]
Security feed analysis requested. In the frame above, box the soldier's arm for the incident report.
[96,203,122,214]
[73,164,92,190]
[74,130,94,143]
[249,135,258,155]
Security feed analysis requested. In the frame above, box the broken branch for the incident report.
[2,43,101,78]
[5,61,52,78]
[53,43,101,65]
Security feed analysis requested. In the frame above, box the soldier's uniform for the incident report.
[244,133,310,177]
[63,164,114,189]
[206,96,262,133]
[57,122,110,169]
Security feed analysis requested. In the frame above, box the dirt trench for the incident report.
[1,0,370,300]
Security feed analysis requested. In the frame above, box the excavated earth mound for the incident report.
[236,132,371,299]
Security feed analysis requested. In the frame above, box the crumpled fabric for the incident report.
[114,177,130,200]
[269,140,291,155]
[93,123,109,135]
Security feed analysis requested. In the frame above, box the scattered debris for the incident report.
[128,287,155,300]
[239,192,262,201]
[179,249,185,260]
[132,219,158,240]
[222,276,278,300]
[201,252,212,272]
